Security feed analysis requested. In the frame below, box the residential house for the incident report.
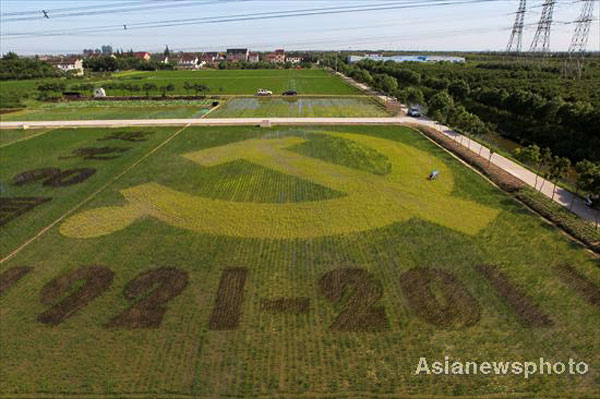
[248,52,260,63]
[177,53,200,69]
[226,48,249,62]
[266,49,286,63]
[201,52,216,63]
[133,52,151,61]
[287,56,303,64]
[47,57,84,76]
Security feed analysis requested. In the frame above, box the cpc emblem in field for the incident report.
[60,131,499,239]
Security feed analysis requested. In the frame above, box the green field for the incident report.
[0,96,388,121]
[0,125,598,398]
[0,128,55,147]
[107,69,360,95]
[1,105,211,121]
[210,97,390,118]
[0,69,360,104]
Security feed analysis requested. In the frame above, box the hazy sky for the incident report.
[1,0,598,55]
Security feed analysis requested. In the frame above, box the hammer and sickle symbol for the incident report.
[60,131,498,239]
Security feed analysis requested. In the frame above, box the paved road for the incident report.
[1,116,596,224]
[0,117,409,129]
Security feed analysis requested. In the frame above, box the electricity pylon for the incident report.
[530,0,556,54]
[507,0,527,52]
[566,0,595,78]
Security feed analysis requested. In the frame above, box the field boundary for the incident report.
[0,124,190,264]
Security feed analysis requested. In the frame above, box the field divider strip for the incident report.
[0,128,58,149]
[0,123,191,264]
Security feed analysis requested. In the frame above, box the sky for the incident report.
[0,0,598,55]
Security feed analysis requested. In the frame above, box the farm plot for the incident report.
[0,103,212,121]
[106,69,360,95]
[0,125,598,398]
[210,97,390,118]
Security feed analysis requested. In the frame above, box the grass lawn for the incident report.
[210,97,390,118]
[0,125,598,398]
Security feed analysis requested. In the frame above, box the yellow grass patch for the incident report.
[60,131,499,239]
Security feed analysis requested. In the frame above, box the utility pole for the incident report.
[530,0,556,56]
[507,0,527,53]
[566,0,595,79]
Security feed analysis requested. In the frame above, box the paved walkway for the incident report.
[1,116,596,223]
[0,117,407,129]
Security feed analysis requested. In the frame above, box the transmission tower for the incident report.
[529,0,556,54]
[507,0,527,52]
[567,0,595,77]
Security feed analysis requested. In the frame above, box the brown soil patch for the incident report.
[399,267,481,328]
[106,267,188,329]
[0,266,32,296]
[13,168,60,186]
[319,268,388,331]
[38,265,114,326]
[98,131,152,142]
[555,264,600,309]
[43,168,96,187]
[477,264,553,327]
[0,197,52,227]
[260,298,309,314]
[209,268,248,330]
[59,146,129,161]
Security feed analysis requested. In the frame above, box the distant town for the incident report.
[31,45,466,76]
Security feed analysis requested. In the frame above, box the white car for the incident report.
[256,89,273,96]
[407,107,421,117]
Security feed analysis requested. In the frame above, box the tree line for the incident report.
[323,56,599,164]
[1,53,61,80]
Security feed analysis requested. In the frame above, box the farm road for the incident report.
[0,116,595,224]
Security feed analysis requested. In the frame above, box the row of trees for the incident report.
[68,81,212,97]
[515,145,600,206]
[83,56,174,72]
[1,53,61,80]
[326,56,599,163]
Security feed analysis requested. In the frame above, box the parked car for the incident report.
[256,88,273,96]
[407,107,421,117]
[282,90,298,96]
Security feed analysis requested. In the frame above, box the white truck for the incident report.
[256,88,273,96]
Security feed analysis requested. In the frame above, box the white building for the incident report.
[348,54,465,64]
[177,54,200,69]
[49,57,84,75]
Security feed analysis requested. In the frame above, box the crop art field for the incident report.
[0,125,598,398]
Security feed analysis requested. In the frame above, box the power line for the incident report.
[0,0,242,22]
[2,0,507,39]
